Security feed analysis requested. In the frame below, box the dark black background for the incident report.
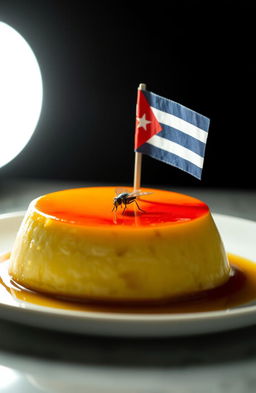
[0,1,255,188]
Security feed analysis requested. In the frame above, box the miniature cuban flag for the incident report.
[134,89,210,180]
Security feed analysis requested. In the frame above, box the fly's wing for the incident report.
[115,187,130,196]
[115,188,152,198]
[128,190,153,197]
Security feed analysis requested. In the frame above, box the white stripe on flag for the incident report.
[147,135,204,168]
[151,107,208,143]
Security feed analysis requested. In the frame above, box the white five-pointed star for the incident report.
[136,114,151,130]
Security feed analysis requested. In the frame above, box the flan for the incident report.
[9,187,230,302]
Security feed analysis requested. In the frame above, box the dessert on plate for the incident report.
[9,187,230,303]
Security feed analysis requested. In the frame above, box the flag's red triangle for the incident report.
[134,90,162,150]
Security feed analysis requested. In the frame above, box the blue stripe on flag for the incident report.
[158,125,206,157]
[143,90,210,132]
[137,142,203,180]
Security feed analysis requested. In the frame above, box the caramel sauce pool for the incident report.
[1,253,256,314]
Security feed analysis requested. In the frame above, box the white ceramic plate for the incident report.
[0,212,256,337]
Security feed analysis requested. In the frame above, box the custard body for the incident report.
[9,187,230,302]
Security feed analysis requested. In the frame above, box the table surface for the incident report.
[0,179,256,393]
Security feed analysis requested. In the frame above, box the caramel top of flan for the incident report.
[34,187,209,228]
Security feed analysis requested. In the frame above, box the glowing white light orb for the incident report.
[0,22,43,169]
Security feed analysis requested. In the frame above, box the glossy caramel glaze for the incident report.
[1,253,256,313]
[35,187,209,227]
